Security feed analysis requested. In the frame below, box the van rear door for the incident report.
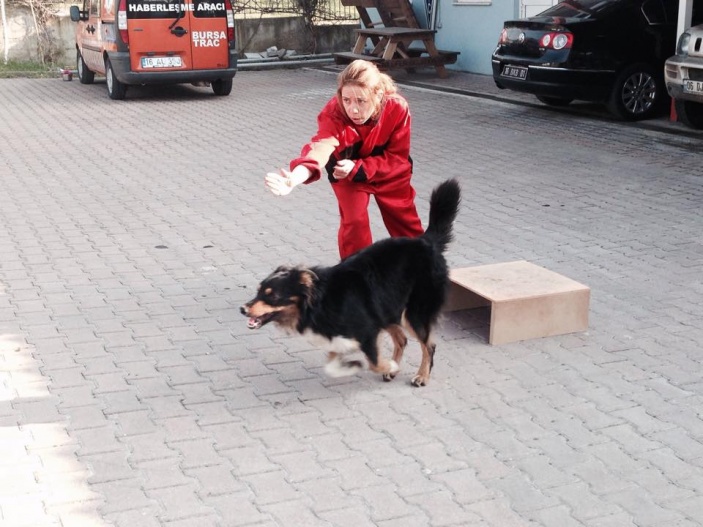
[125,0,230,73]
[189,0,230,69]
[126,0,194,72]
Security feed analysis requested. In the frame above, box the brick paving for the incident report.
[0,66,702,526]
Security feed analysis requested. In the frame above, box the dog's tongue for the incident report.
[247,317,261,329]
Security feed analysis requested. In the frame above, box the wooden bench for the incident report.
[336,27,453,77]
[444,261,590,345]
[332,52,384,64]
[335,0,458,77]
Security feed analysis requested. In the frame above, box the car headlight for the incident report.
[677,32,691,55]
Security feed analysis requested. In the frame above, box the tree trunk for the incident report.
[1,0,8,64]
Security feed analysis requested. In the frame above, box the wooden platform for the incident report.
[444,261,590,345]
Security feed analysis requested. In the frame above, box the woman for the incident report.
[264,60,424,259]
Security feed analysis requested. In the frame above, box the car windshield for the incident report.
[539,0,621,18]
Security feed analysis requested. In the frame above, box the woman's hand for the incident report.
[265,170,294,196]
[332,159,355,180]
[264,166,311,196]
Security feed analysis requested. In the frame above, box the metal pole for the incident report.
[677,0,693,39]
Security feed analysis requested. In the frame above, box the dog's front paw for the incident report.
[325,358,362,378]
[382,360,400,382]
[410,374,429,387]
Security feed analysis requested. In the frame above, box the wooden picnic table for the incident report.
[334,27,457,78]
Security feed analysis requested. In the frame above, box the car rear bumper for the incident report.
[491,59,615,102]
[108,51,238,85]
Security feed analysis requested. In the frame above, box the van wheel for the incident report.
[675,99,703,129]
[105,58,127,100]
[607,63,662,121]
[212,78,233,96]
[77,50,94,84]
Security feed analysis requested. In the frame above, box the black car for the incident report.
[491,0,692,120]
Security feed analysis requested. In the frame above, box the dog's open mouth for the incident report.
[247,313,274,329]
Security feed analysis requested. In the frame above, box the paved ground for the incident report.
[0,65,702,527]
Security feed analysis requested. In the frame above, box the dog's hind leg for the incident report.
[402,315,437,387]
[412,340,436,387]
[382,325,407,382]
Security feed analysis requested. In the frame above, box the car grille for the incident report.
[689,68,703,81]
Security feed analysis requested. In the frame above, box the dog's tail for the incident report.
[424,178,461,253]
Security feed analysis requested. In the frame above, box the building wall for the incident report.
[434,0,517,75]
[0,5,76,64]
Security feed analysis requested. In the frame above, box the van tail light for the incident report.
[118,0,129,45]
[499,28,507,44]
[225,0,235,43]
[540,32,573,50]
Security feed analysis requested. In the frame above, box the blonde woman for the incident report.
[265,60,424,259]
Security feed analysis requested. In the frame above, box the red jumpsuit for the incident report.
[290,94,424,259]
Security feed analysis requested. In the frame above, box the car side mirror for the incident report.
[69,5,88,22]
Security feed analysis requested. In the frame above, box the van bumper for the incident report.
[107,51,238,85]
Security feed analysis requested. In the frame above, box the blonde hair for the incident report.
[336,60,398,120]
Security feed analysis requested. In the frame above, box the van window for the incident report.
[127,0,189,20]
[103,0,115,16]
[90,0,101,16]
[192,0,226,18]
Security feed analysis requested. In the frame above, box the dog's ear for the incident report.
[271,265,291,277]
[299,269,318,306]
[299,269,317,288]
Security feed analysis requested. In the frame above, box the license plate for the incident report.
[141,56,182,69]
[683,79,703,94]
[501,65,528,80]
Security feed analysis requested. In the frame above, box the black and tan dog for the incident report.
[241,179,461,386]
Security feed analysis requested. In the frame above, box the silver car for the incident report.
[665,24,703,129]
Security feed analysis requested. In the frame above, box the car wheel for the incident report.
[212,78,233,96]
[607,63,662,121]
[77,50,94,85]
[675,99,703,129]
[105,58,127,100]
[536,95,573,107]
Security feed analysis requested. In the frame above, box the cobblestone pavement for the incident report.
[0,66,702,527]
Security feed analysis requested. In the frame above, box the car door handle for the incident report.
[87,25,95,34]
[171,26,188,37]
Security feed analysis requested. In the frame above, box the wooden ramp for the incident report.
[444,261,590,345]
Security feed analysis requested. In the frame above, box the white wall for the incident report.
[434,0,517,75]
[0,5,76,64]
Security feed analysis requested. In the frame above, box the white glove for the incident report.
[264,166,311,196]
[332,159,355,180]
